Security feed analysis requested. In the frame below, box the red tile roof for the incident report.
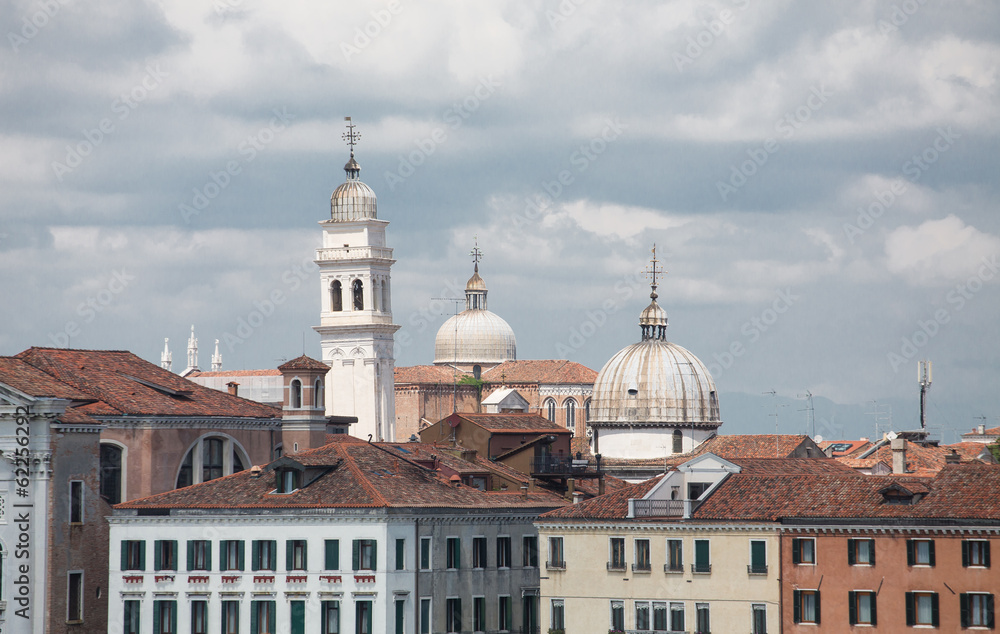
[599,434,822,471]
[11,347,278,419]
[539,477,662,520]
[394,365,466,384]
[454,413,570,433]
[277,355,330,372]
[0,357,94,401]
[834,439,994,477]
[482,360,597,384]
[117,438,568,511]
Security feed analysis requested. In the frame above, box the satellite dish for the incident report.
[814,435,824,444]
[886,431,898,441]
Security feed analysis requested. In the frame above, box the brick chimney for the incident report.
[945,449,961,464]
[891,438,907,474]
[226,381,239,396]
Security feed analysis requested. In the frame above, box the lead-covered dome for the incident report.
[433,262,516,368]
[330,153,378,222]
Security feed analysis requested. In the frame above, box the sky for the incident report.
[2,0,998,442]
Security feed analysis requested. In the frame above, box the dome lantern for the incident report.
[330,117,377,222]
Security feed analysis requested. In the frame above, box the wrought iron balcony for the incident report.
[691,563,712,574]
[748,564,769,575]
[530,456,596,475]
[631,499,701,518]
[664,562,684,573]
[631,562,652,573]
[607,561,627,572]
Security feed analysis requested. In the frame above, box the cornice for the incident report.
[99,417,280,431]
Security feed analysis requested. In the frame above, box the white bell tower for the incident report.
[313,118,400,441]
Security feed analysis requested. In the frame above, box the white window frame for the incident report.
[67,569,84,622]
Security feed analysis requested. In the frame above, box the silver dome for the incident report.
[434,309,517,366]
[331,179,377,222]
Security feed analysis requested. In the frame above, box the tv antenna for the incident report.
[797,390,816,438]
[763,390,788,456]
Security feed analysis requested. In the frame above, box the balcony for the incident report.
[663,563,684,574]
[607,561,627,572]
[691,563,712,574]
[316,246,393,262]
[631,562,651,573]
[530,456,599,476]
[748,564,768,575]
[546,560,566,570]
[631,499,701,518]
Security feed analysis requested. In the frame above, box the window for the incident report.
[907,539,935,566]
[353,539,376,571]
[635,601,650,631]
[653,602,667,631]
[961,593,995,628]
[122,540,145,571]
[331,280,343,311]
[848,538,875,566]
[419,598,431,634]
[314,378,324,408]
[906,592,939,627]
[696,603,710,634]
[396,538,406,571]
[323,601,341,634]
[672,429,683,453]
[69,481,84,524]
[792,537,816,565]
[446,598,462,633]
[222,601,240,634]
[154,540,178,571]
[497,536,511,568]
[446,537,461,569]
[100,443,123,504]
[290,379,302,408]
[420,537,431,570]
[693,539,711,573]
[688,481,709,499]
[666,539,683,572]
[67,571,83,622]
[191,601,208,634]
[751,604,767,634]
[609,537,626,570]
[287,540,307,571]
[276,468,300,493]
[610,600,625,631]
[395,599,405,634]
[124,600,140,634]
[176,435,248,489]
[963,540,991,568]
[849,591,877,626]
[548,536,564,569]
[565,399,576,430]
[793,590,820,624]
[324,539,340,570]
[749,539,767,574]
[584,398,591,422]
[473,536,487,569]
[473,596,486,632]
[253,540,277,571]
[498,596,512,632]
[523,536,538,567]
[153,600,177,634]
[221,540,244,571]
[634,538,651,571]
[544,398,556,422]
[670,602,685,632]
[352,279,364,311]
[251,600,275,634]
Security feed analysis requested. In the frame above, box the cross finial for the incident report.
[342,116,360,155]
[470,236,483,272]
[645,244,665,299]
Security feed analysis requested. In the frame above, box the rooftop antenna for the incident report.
[763,390,787,456]
[432,296,465,412]
[918,360,932,430]
[866,400,892,439]
[797,390,815,438]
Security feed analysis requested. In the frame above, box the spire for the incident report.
[186,325,200,372]
[640,244,668,341]
[211,339,223,371]
[465,238,488,310]
[160,338,172,372]
[342,116,361,180]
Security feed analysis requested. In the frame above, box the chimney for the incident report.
[598,475,606,496]
[227,381,239,396]
[945,449,961,464]
[978,424,986,435]
[891,438,907,474]
[572,491,584,505]
[520,484,529,500]
[565,478,576,502]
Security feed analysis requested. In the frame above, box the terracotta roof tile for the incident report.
[0,357,94,401]
[482,360,597,384]
[540,477,662,519]
[277,355,329,372]
[394,365,466,384]
[456,413,571,433]
[187,369,282,377]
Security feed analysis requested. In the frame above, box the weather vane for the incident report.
[645,243,665,291]
[342,116,360,154]
[470,237,483,271]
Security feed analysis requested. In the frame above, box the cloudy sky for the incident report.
[2,0,997,441]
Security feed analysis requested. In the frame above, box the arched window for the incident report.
[544,398,556,423]
[291,379,302,409]
[313,378,324,408]
[381,280,389,312]
[100,443,123,504]
[584,398,591,422]
[565,399,576,429]
[672,429,683,454]
[331,280,343,312]
[176,435,249,489]
[372,280,380,312]
[352,279,364,310]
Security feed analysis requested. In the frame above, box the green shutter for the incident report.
[291,601,305,634]
[793,590,801,623]
[220,541,228,571]
[206,542,212,571]
[121,541,128,570]
[905,592,914,626]
[986,541,992,568]
[302,542,308,570]
[326,540,339,570]
[695,540,709,566]
[154,540,162,571]
[986,595,994,628]
[931,593,939,627]
[171,601,177,633]
[963,541,970,567]
[847,539,855,565]
[139,540,146,570]
[751,541,765,567]
[353,540,360,571]
[396,538,405,570]
[269,601,276,633]
[251,602,258,634]
[238,540,245,571]
[848,591,857,625]
[396,599,405,634]
[371,541,377,571]
[929,540,936,566]
[153,601,161,633]
[269,541,277,571]
[187,541,194,570]
[961,593,970,628]
[906,540,915,565]
[252,541,260,571]
[792,538,801,564]
[870,540,875,566]
[815,590,821,624]
[287,541,294,571]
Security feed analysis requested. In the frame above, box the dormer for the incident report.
[878,482,927,505]
[263,456,341,494]
[628,453,740,519]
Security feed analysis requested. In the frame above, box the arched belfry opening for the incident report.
[352,279,364,310]
[331,280,343,312]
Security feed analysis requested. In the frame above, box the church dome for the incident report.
[434,309,517,367]
[330,152,378,222]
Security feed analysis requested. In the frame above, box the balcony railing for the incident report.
[546,560,566,570]
[691,563,712,574]
[631,499,701,518]
[530,456,596,475]
[748,564,768,575]
[631,562,651,573]
[607,561,627,572]
[664,562,684,573]
[316,246,393,261]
